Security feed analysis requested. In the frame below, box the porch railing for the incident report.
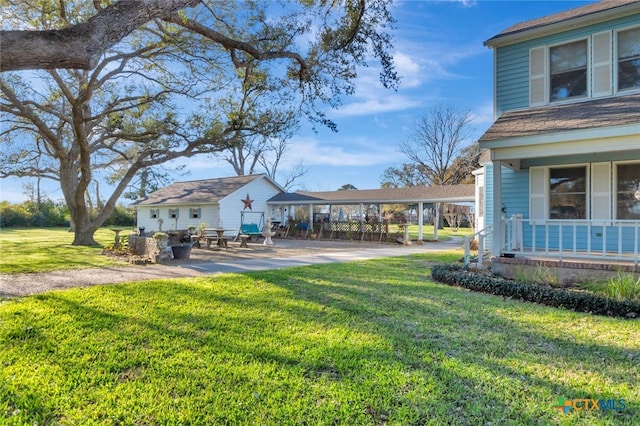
[463,225,493,267]
[503,217,639,267]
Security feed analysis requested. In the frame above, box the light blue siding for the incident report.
[485,164,529,226]
[495,14,640,116]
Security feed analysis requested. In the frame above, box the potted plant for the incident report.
[171,232,196,259]
[170,243,193,259]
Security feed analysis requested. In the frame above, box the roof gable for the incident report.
[135,174,280,206]
[485,0,640,47]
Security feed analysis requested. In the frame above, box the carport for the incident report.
[267,184,475,242]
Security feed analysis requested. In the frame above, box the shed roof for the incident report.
[479,93,640,143]
[134,174,279,206]
[268,185,475,205]
[485,0,640,47]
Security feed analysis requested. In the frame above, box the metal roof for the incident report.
[268,185,475,205]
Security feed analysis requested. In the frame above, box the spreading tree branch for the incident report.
[0,0,201,72]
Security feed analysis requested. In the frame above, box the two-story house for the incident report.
[474,0,640,275]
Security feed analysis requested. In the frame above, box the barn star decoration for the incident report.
[242,193,253,210]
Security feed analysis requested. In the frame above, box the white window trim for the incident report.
[614,25,640,95]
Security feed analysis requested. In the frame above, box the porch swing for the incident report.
[238,210,265,241]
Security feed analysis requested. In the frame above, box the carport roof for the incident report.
[268,184,475,205]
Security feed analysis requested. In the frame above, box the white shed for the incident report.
[133,174,284,237]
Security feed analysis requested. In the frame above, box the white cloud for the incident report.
[393,52,422,88]
[469,101,495,137]
[450,0,478,8]
[286,136,404,167]
[333,95,422,117]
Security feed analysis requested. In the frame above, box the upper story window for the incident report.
[618,27,640,91]
[550,40,588,101]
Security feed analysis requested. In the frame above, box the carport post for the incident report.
[417,202,424,242]
[433,202,438,241]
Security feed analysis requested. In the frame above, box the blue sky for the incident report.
[1,0,594,202]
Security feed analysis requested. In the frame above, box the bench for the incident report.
[239,223,263,241]
[204,236,228,249]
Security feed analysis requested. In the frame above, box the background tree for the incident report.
[1,0,397,245]
[398,103,475,186]
[380,163,430,188]
[385,103,478,229]
[338,184,358,191]
[213,64,307,191]
[445,142,481,185]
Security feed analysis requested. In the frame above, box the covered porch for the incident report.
[472,95,640,271]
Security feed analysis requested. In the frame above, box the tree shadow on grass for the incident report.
[1,258,638,424]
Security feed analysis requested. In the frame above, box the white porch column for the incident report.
[308,204,313,222]
[417,201,424,241]
[491,161,503,257]
[433,202,438,241]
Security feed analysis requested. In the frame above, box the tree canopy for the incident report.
[1,0,398,245]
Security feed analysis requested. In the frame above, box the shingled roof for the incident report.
[269,185,475,204]
[479,93,640,143]
[135,174,276,206]
[485,0,640,47]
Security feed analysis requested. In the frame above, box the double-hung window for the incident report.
[616,163,640,219]
[617,27,640,91]
[549,166,587,219]
[550,40,588,101]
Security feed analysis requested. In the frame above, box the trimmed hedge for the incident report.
[431,264,640,319]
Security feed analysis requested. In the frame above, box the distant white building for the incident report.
[133,174,284,237]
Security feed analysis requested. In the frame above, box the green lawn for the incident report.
[1,253,638,425]
[0,227,125,273]
[387,224,474,241]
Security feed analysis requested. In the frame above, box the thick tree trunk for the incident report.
[0,0,200,72]
[72,224,100,246]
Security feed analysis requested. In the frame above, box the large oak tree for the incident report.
[1,0,397,245]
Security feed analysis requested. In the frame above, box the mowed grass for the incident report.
[1,254,638,425]
[387,224,474,241]
[0,227,125,273]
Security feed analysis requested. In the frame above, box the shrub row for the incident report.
[1,201,134,228]
[431,264,640,319]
